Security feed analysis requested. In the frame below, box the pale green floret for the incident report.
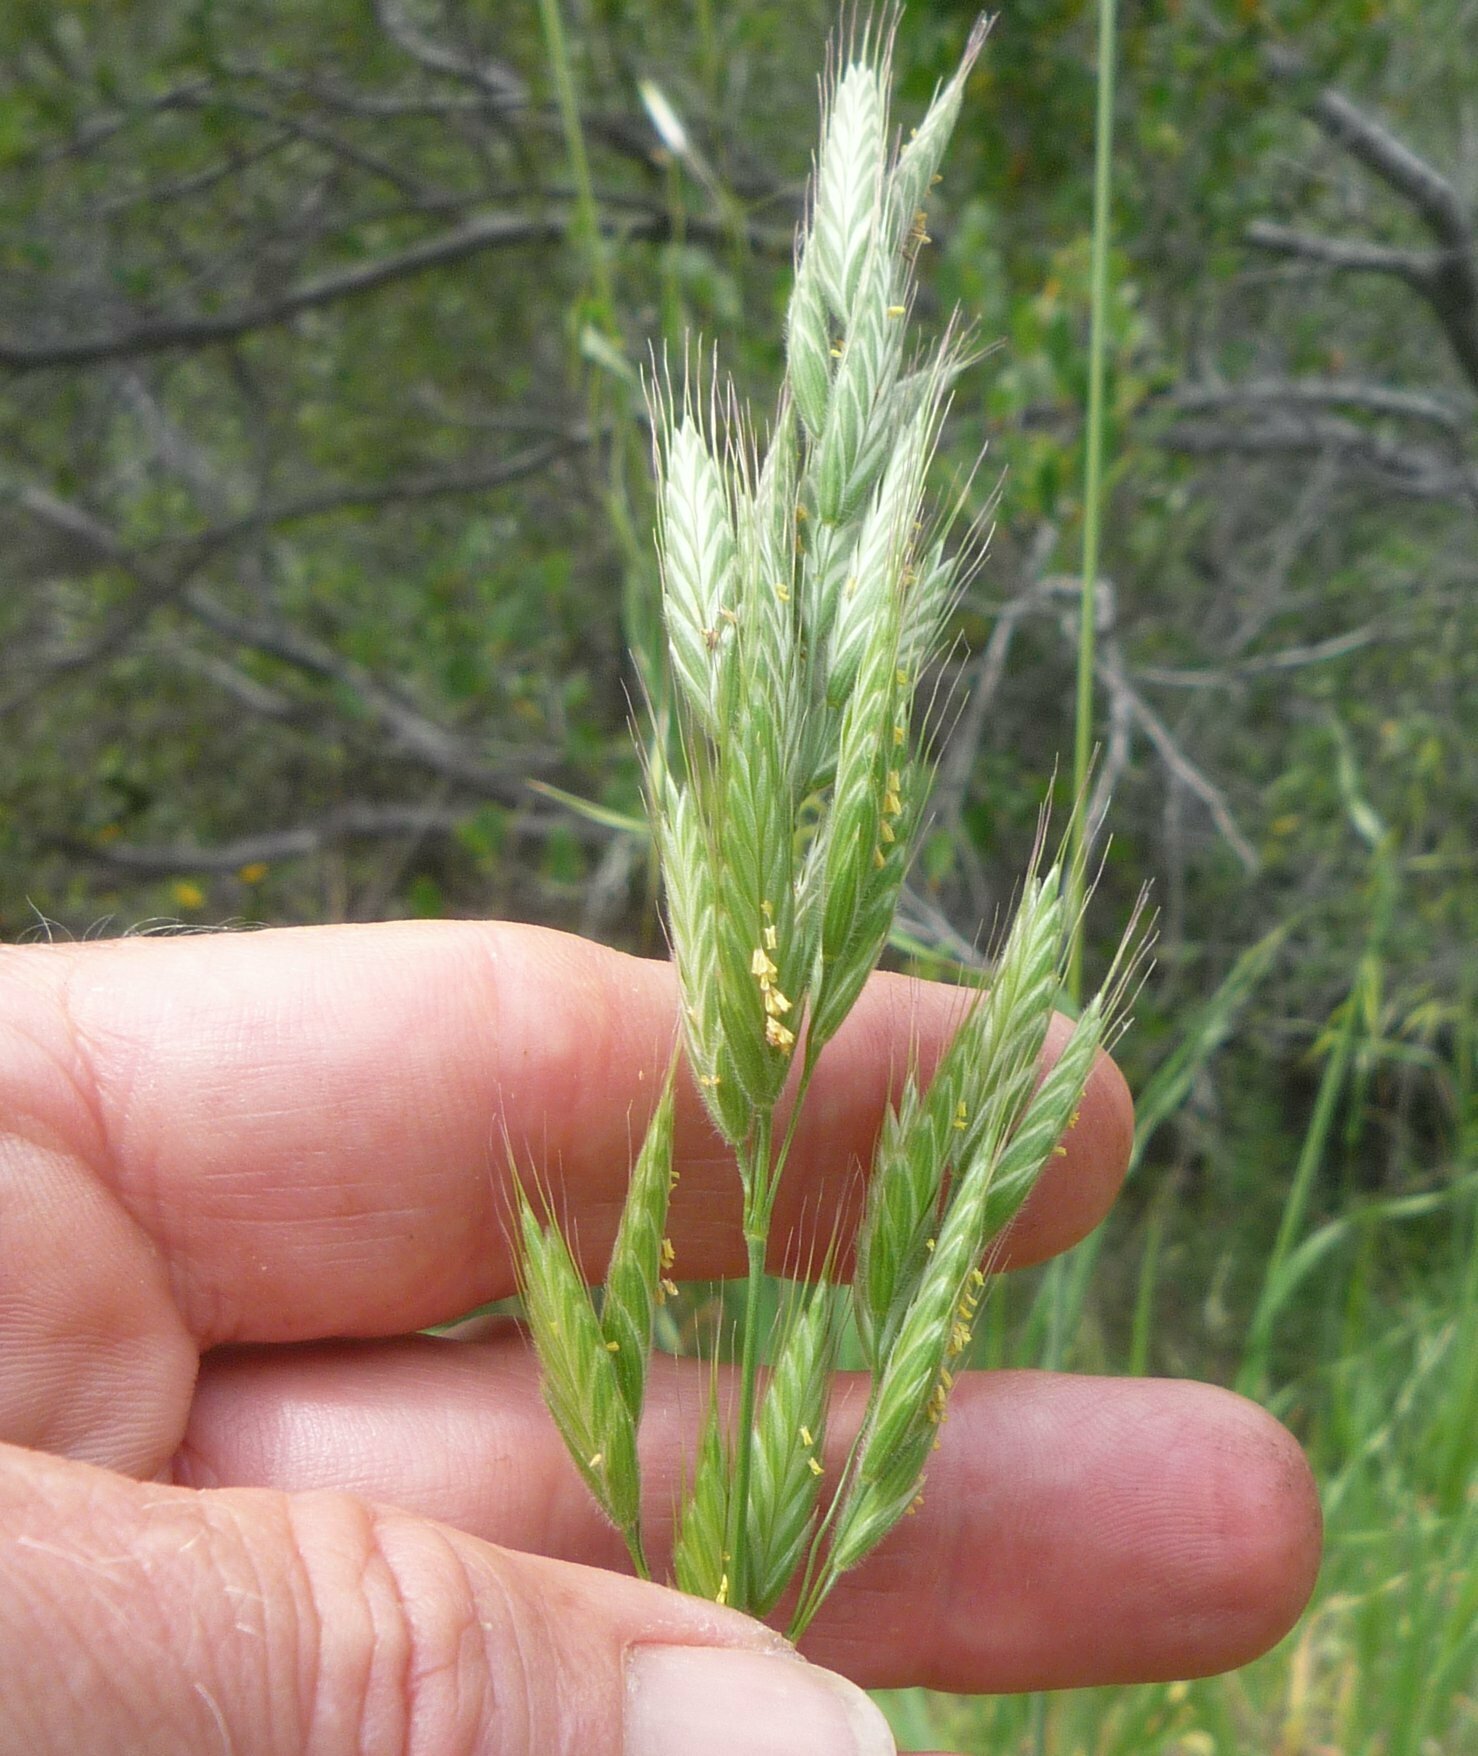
[517,1196,643,1563]
[785,254,834,438]
[812,61,888,325]
[826,394,937,709]
[746,1284,836,1615]
[672,1392,732,1603]
[814,244,905,524]
[599,1070,677,1423]
[659,417,740,732]
[850,868,1064,1368]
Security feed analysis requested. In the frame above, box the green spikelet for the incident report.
[673,1389,733,1604]
[599,1068,677,1424]
[746,1285,837,1615]
[516,1192,644,1569]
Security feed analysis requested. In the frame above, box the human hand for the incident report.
[0,922,1320,1753]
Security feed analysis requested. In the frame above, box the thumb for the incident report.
[0,1443,897,1756]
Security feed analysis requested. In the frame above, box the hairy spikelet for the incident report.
[746,1285,837,1615]
[659,774,750,1143]
[659,415,740,732]
[599,1070,677,1423]
[786,252,834,439]
[516,1193,641,1544]
[977,994,1105,1246]
[672,1390,733,1603]
[812,58,888,325]
[850,867,1060,1367]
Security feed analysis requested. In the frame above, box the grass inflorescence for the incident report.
[515,7,1143,1636]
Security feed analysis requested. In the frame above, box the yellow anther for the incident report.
[698,1072,721,1087]
[763,921,778,950]
[795,504,808,522]
[765,1016,797,1052]
[873,848,886,869]
[588,1452,603,1469]
[774,581,791,602]
[895,667,910,687]
[751,947,778,983]
[893,724,906,746]
[763,986,792,1018]
[844,573,859,599]
[661,1277,679,1300]
[969,1268,986,1290]
[829,339,845,358]
[924,1236,936,1251]
[808,1456,824,1477]
[953,1100,968,1132]
[879,820,895,844]
[606,1340,620,1353]
[800,1426,814,1448]
[661,1237,676,1269]
[887,303,907,318]
[716,1574,729,1605]
[883,789,902,817]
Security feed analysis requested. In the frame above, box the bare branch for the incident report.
[1136,625,1384,689]
[57,799,610,877]
[179,587,553,801]
[155,436,589,559]
[372,0,527,111]
[1094,639,1259,875]
[2,477,562,804]
[1244,220,1436,286]
[1163,414,1478,507]
[1166,376,1471,437]
[0,204,789,374]
[0,210,566,373]
[1260,43,1478,391]
[1264,43,1471,244]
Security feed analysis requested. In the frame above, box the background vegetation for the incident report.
[2,1,1473,1749]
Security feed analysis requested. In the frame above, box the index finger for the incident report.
[1,921,1131,1351]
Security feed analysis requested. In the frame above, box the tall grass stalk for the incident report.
[516,8,1142,1633]
[1066,0,1119,1008]
[1032,4,1119,1740]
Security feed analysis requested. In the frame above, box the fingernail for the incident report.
[625,1645,896,1756]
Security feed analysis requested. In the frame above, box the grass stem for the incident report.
[727,1114,773,1612]
[1066,0,1119,1008]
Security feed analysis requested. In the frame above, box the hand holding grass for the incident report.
[0,921,1319,1755]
